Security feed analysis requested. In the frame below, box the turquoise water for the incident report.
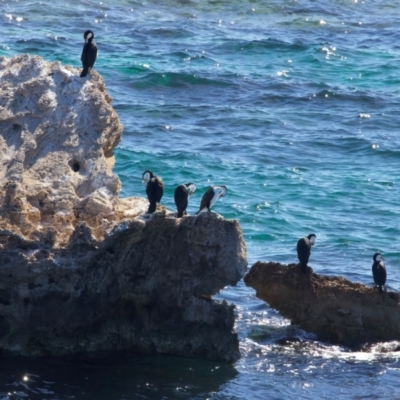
[2,0,400,398]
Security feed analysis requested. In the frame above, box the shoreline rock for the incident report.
[0,55,247,362]
[0,54,124,245]
[0,212,246,362]
[244,261,400,347]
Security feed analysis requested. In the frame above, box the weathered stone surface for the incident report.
[244,261,400,347]
[0,54,123,245]
[0,212,246,361]
[0,55,247,362]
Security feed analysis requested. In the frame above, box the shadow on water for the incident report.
[0,353,238,400]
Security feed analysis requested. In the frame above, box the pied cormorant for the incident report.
[196,185,227,214]
[142,170,164,213]
[80,30,98,77]
[174,183,196,218]
[296,233,316,274]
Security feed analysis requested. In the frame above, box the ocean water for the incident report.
[1,0,400,398]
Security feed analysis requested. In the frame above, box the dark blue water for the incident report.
[2,0,400,398]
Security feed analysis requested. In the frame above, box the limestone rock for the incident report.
[244,261,400,347]
[0,54,122,246]
[0,212,246,361]
[0,55,247,362]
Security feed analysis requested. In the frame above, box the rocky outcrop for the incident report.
[244,261,400,347]
[0,55,247,362]
[0,54,132,244]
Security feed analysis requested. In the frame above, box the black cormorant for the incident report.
[372,252,387,293]
[296,233,316,274]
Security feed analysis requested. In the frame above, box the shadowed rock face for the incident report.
[244,262,400,347]
[0,55,247,362]
[0,212,246,361]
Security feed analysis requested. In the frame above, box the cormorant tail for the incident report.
[177,210,184,218]
[80,67,89,77]
[300,262,308,274]
[148,202,156,213]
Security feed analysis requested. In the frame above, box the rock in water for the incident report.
[0,55,247,362]
[0,53,123,237]
[244,261,400,347]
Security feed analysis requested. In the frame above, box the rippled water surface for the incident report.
[2,0,400,398]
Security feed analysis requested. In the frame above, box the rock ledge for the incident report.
[245,261,400,347]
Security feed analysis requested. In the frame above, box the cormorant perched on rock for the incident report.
[142,170,164,214]
[80,30,97,77]
[196,185,227,214]
[372,252,387,293]
[296,233,316,274]
[174,183,196,218]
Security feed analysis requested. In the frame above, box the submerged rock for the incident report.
[244,261,400,347]
[0,55,247,362]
